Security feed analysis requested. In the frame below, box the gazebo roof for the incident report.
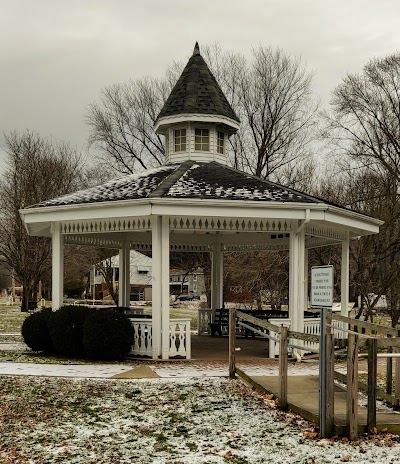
[20,42,382,246]
[30,161,328,209]
[155,43,240,125]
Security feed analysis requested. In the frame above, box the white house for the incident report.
[90,250,152,301]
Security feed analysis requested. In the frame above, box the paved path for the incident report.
[0,360,321,379]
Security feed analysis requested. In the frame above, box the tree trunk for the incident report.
[21,284,33,312]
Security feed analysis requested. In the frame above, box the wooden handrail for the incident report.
[236,310,281,333]
[288,330,320,343]
[332,313,398,337]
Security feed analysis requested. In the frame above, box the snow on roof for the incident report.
[165,163,319,203]
[27,161,323,209]
[30,165,179,208]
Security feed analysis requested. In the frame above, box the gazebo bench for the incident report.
[209,309,290,337]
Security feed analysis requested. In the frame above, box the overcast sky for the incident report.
[1,0,400,172]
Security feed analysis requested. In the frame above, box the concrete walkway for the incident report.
[0,358,322,380]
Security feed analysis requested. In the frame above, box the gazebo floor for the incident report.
[191,334,270,360]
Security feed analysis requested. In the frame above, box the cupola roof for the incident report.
[155,43,240,126]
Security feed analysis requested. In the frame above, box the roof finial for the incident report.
[193,42,200,56]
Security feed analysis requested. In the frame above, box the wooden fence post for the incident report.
[279,325,288,410]
[367,337,377,432]
[229,308,236,379]
[325,309,334,437]
[347,333,358,440]
[395,347,400,401]
[395,328,400,402]
[386,335,392,395]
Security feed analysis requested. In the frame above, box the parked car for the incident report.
[176,293,194,301]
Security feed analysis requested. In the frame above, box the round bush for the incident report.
[21,310,53,352]
[48,305,95,357]
[82,309,134,360]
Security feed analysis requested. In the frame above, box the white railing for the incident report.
[268,316,347,358]
[269,318,292,358]
[130,318,191,359]
[130,318,153,357]
[169,319,191,358]
[198,309,212,335]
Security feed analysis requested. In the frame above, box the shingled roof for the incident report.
[156,43,240,123]
[30,162,328,208]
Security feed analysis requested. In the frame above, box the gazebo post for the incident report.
[341,232,350,316]
[298,229,306,336]
[152,216,162,359]
[304,247,309,312]
[289,230,299,333]
[289,228,306,337]
[118,241,130,307]
[211,242,223,317]
[161,215,170,360]
[51,222,64,310]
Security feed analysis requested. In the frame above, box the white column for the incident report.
[341,232,350,316]
[161,216,170,360]
[112,266,116,293]
[118,248,125,307]
[119,241,130,307]
[51,222,64,310]
[124,243,131,307]
[289,230,299,332]
[211,244,224,311]
[152,216,162,359]
[304,247,309,312]
[297,229,306,334]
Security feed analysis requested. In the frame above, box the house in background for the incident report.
[91,251,205,302]
[90,250,152,301]
[170,267,206,298]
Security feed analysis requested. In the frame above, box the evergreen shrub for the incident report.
[82,309,134,360]
[21,309,53,352]
[48,305,95,357]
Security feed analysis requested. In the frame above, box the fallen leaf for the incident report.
[340,456,350,462]
[304,431,318,438]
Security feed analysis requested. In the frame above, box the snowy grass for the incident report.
[0,376,399,464]
[0,312,27,335]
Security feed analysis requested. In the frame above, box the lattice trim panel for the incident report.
[224,242,290,252]
[170,216,292,233]
[306,237,342,250]
[65,235,123,248]
[61,217,151,235]
[131,243,214,253]
[305,224,347,241]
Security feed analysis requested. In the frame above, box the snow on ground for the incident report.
[1,376,400,464]
[0,360,322,379]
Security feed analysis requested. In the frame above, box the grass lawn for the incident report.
[1,376,399,464]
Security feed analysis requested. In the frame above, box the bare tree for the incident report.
[86,73,180,175]
[0,131,83,311]
[201,45,319,181]
[224,251,289,309]
[93,251,119,305]
[86,45,318,183]
[323,53,400,181]
[313,163,400,325]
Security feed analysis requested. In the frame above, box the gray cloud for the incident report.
[1,0,400,172]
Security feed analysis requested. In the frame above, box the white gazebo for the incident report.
[20,43,382,360]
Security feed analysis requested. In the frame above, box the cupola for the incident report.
[154,43,240,165]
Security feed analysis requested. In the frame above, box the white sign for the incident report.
[311,265,334,308]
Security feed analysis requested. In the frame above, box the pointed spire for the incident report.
[155,43,240,127]
[193,42,200,56]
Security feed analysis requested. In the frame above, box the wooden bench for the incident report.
[209,309,290,336]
